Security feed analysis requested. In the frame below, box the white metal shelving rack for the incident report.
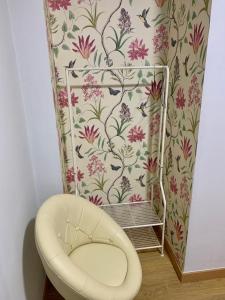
[66,65,169,256]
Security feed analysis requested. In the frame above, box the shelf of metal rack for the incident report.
[125,227,161,251]
[101,201,163,229]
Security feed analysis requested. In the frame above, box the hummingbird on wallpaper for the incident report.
[137,8,151,28]
[183,55,190,77]
[137,101,148,117]
[136,175,145,187]
[75,145,84,159]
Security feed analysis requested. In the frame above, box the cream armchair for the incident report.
[35,194,142,300]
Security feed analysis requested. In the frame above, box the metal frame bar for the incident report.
[65,65,169,254]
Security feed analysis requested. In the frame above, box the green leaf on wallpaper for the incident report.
[179,42,183,53]
[147,71,153,78]
[93,51,98,64]
[128,91,133,101]
[145,59,150,66]
[144,151,150,156]
[187,10,190,22]
[67,32,75,39]
[128,166,132,174]
[140,156,145,160]
[74,124,81,128]
[129,0,133,6]
[84,190,89,194]
[142,78,148,85]
[81,182,86,187]
[76,107,81,114]
[62,22,68,32]
[192,0,196,5]
[62,44,70,50]
[192,11,197,20]
[136,88,142,94]
[98,53,102,66]
[97,137,101,148]
[184,37,188,44]
[69,10,75,20]
[53,47,59,57]
[135,164,140,168]
[188,22,192,29]
[79,117,85,123]
[136,150,141,156]
[137,70,143,79]
[72,25,80,32]
[101,139,105,149]
[143,142,147,148]
[101,71,105,82]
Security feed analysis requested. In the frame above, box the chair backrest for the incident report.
[35,194,120,257]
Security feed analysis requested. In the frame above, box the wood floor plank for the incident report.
[44,252,225,300]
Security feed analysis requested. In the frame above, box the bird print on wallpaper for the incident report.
[108,87,120,96]
[66,60,78,78]
[183,55,190,77]
[137,8,151,28]
[136,174,146,187]
[137,101,148,117]
[75,145,84,159]
[111,164,122,171]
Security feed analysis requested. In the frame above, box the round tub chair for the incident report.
[35,194,142,300]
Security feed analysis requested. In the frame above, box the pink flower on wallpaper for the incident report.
[89,195,103,206]
[150,113,160,137]
[128,39,149,61]
[189,22,204,54]
[76,169,84,182]
[82,74,103,101]
[143,157,157,174]
[153,24,169,54]
[180,176,190,204]
[58,88,78,109]
[188,75,201,107]
[66,167,74,184]
[48,0,71,11]
[155,0,167,7]
[72,35,96,60]
[128,126,145,143]
[174,221,183,241]
[180,137,192,160]
[71,93,79,106]
[79,125,99,144]
[145,79,163,101]
[87,155,105,176]
[170,176,178,194]
[176,87,186,109]
[58,88,68,108]
[129,194,143,203]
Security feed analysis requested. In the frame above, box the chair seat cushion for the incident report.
[69,243,128,287]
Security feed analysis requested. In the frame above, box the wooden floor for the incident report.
[44,252,225,300]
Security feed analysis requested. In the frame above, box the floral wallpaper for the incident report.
[44,0,211,270]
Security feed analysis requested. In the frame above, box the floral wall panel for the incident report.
[44,0,211,271]
[161,0,211,270]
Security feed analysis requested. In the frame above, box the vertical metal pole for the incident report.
[159,67,169,256]
[65,68,78,196]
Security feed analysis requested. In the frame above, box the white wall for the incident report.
[0,0,44,299]
[184,0,225,272]
[7,0,62,205]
